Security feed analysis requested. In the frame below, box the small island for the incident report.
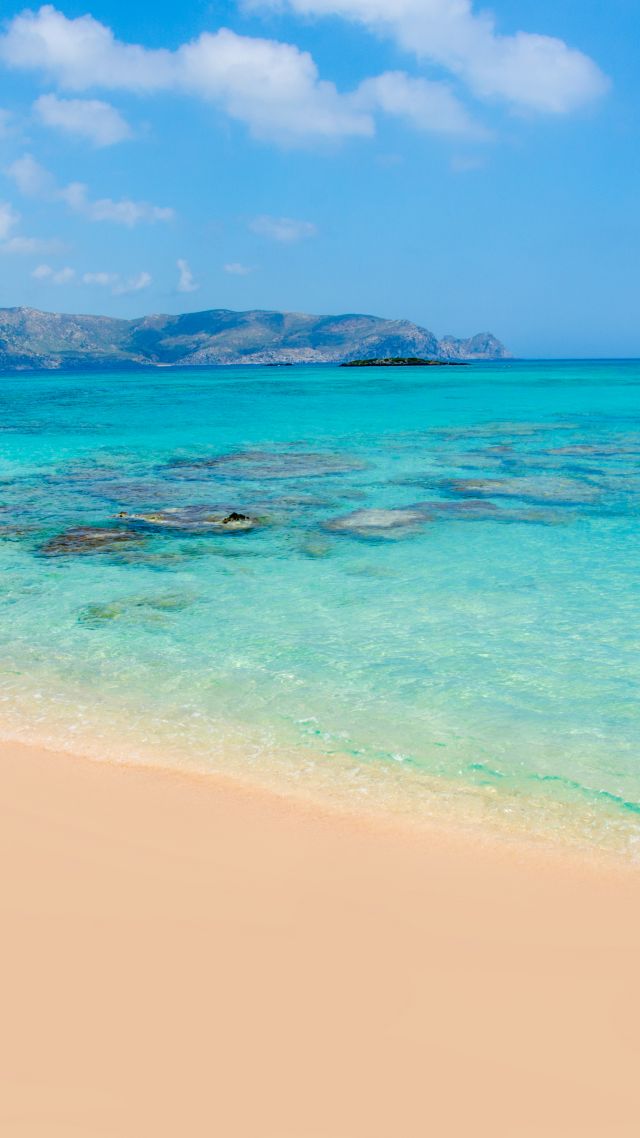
[340,356,468,367]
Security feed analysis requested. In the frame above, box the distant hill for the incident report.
[0,307,510,371]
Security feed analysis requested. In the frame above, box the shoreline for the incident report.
[2,735,640,1136]
[1,706,638,867]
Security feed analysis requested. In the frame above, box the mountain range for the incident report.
[0,307,509,370]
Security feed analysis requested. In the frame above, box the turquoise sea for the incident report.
[1,360,639,855]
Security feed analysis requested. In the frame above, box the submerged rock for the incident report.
[41,525,142,557]
[78,592,197,628]
[168,450,365,481]
[119,506,260,533]
[442,475,600,505]
[418,499,568,525]
[325,507,429,538]
[433,421,577,441]
[548,443,640,457]
[419,498,501,518]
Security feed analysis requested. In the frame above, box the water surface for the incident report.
[1,360,639,855]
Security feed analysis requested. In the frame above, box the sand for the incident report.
[1,737,639,1138]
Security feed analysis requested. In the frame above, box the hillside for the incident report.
[0,307,509,370]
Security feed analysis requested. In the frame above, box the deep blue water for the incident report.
[1,360,639,853]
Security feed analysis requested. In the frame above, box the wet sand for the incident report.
[2,737,639,1137]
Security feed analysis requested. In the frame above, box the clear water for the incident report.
[1,360,639,855]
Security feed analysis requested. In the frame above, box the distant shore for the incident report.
[2,735,639,1137]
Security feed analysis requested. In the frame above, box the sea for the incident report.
[1,359,639,856]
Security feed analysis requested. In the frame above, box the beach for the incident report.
[2,736,639,1138]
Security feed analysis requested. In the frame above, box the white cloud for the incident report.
[6,154,52,197]
[0,109,13,137]
[178,28,371,144]
[82,271,118,286]
[177,258,199,293]
[0,6,373,145]
[0,200,19,240]
[224,262,253,276]
[34,93,132,146]
[112,271,152,295]
[0,198,62,254]
[59,181,173,225]
[249,215,317,243]
[356,72,485,137]
[31,262,74,283]
[0,3,605,158]
[83,269,150,294]
[1,234,64,254]
[0,6,175,92]
[450,154,485,173]
[249,0,608,115]
[6,154,174,226]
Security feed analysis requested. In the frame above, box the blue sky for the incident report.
[0,1,637,356]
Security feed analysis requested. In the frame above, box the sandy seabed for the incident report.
[1,737,639,1138]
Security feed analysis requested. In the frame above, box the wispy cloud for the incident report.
[32,262,75,283]
[0,109,13,138]
[112,271,152,295]
[0,201,20,240]
[6,153,174,226]
[177,258,199,293]
[82,271,118,287]
[224,262,253,276]
[249,215,317,243]
[0,197,63,254]
[450,154,486,174]
[82,269,151,294]
[34,93,132,147]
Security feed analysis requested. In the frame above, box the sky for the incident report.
[0,1,637,357]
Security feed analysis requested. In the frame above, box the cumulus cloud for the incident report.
[249,0,608,115]
[0,6,373,145]
[356,72,485,137]
[6,154,174,226]
[249,215,317,242]
[0,3,605,157]
[178,28,371,143]
[34,93,132,146]
[224,262,253,276]
[177,258,199,293]
[32,262,74,283]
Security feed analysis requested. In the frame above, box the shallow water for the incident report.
[1,360,639,855]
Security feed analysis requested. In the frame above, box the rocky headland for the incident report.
[0,306,510,371]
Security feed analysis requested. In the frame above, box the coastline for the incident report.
[2,735,640,1137]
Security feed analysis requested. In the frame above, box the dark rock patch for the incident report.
[41,526,142,557]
